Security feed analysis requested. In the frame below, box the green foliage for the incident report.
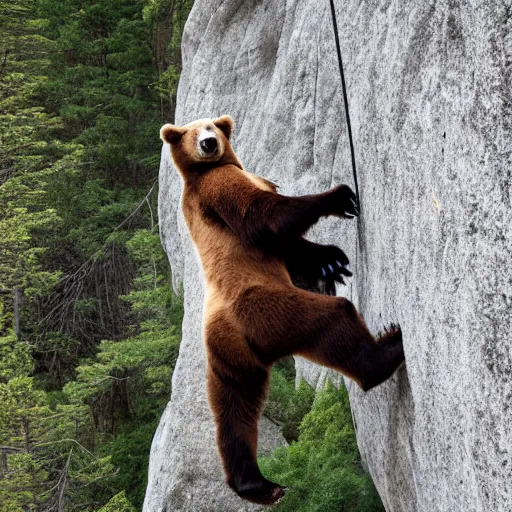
[0,375,53,511]
[0,226,183,511]
[0,0,65,339]
[0,452,46,512]
[98,491,137,512]
[37,0,167,186]
[0,0,191,508]
[0,346,118,510]
[0,334,33,381]
[260,383,385,512]
[106,421,160,508]
[264,358,315,442]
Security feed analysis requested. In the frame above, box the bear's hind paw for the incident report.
[377,323,402,343]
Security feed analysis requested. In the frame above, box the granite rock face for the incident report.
[145,1,512,511]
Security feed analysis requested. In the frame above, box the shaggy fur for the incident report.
[161,116,404,505]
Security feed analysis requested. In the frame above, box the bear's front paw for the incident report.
[331,185,359,218]
[318,246,352,284]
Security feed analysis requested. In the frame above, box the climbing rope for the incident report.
[328,0,360,210]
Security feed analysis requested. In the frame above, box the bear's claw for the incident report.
[343,193,360,218]
[271,486,286,504]
[377,323,402,342]
[319,259,352,283]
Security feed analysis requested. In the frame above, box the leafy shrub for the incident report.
[98,491,136,512]
[264,358,315,442]
[260,382,385,512]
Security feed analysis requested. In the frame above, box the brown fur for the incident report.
[161,116,404,505]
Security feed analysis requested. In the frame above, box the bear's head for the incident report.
[160,115,239,175]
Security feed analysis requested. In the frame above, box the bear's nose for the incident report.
[200,137,218,154]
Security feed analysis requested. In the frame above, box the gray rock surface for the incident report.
[145,1,512,511]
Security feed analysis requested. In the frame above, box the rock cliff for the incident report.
[145,1,512,511]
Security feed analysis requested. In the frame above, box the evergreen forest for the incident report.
[0,1,383,510]
[1,0,190,509]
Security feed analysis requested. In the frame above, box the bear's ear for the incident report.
[160,124,185,144]
[213,115,234,140]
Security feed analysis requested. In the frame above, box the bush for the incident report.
[98,491,136,512]
[260,382,384,512]
[264,358,315,442]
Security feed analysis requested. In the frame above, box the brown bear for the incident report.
[160,115,404,506]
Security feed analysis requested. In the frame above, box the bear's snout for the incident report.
[200,137,218,155]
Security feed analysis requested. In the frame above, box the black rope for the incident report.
[328,0,360,209]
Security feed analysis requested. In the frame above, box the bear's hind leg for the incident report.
[296,302,405,391]
[235,286,405,391]
[206,360,284,505]
[353,324,405,391]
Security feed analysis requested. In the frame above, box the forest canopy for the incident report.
[0,0,190,509]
